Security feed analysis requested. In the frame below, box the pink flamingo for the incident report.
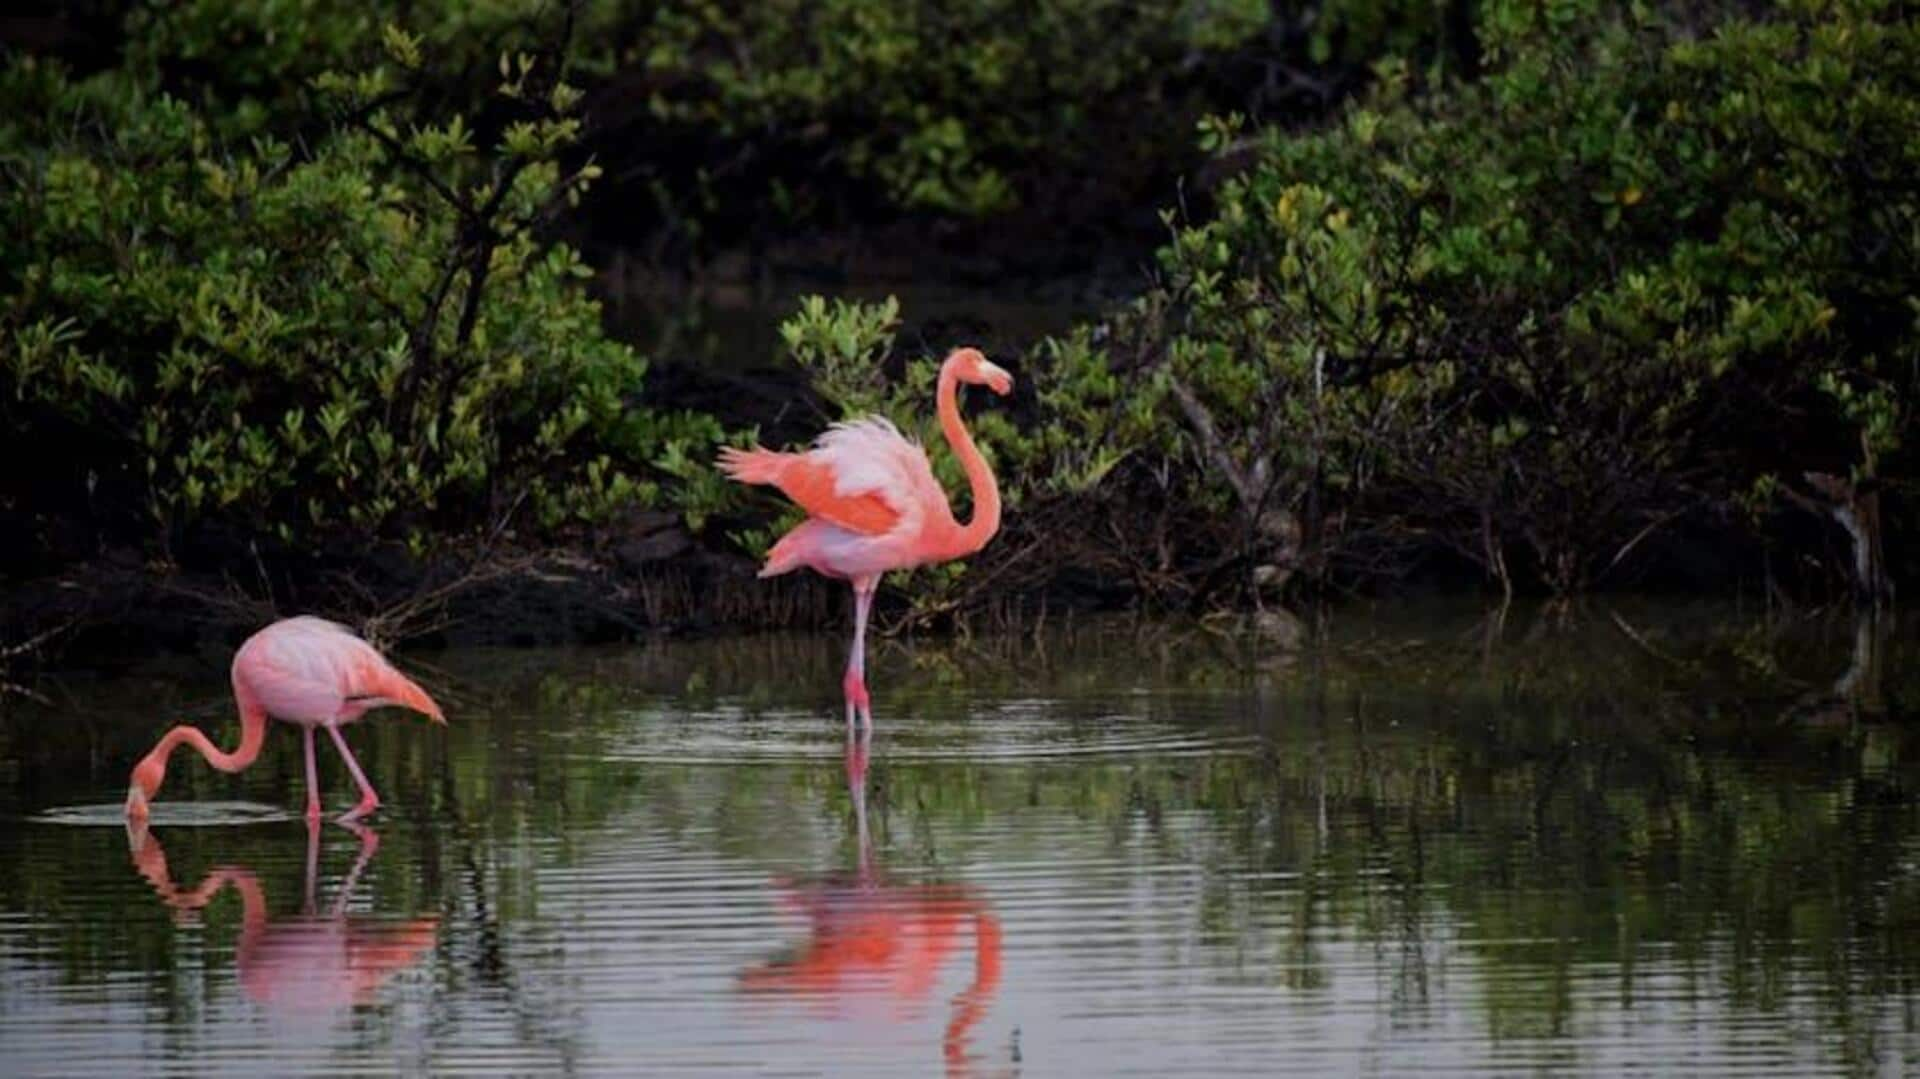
[124,616,445,824]
[719,346,1013,727]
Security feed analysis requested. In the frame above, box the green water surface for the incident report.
[0,601,1916,1076]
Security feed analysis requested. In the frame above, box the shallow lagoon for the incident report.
[2,602,1916,1075]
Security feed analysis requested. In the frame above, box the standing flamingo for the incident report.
[719,346,1013,727]
[124,616,445,824]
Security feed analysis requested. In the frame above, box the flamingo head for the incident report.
[949,347,1014,396]
[125,755,164,822]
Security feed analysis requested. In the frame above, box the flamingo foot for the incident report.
[337,794,379,824]
[842,671,872,729]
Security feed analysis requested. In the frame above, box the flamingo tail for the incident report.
[717,446,790,485]
[368,665,447,724]
[759,528,811,578]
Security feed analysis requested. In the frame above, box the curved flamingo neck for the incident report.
[938,360,1001,556]
[141,682,269,784]
[152,721,265,774]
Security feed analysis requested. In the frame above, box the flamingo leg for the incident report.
[303,813,322,910]
[324,723,381,822]
[302,725,323,824]
[843,576,877,729]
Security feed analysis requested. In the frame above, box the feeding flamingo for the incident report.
[718,346,1013,727]
[124,616,445,824]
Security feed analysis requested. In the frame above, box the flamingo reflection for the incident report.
[741,727,1008,1076]
[126,820,438,1013]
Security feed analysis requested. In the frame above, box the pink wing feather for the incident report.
[236,617,444,724]
[719,417,945,541]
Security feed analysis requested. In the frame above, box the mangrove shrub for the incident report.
[1137,0,1920,597]
[0,26,724,573]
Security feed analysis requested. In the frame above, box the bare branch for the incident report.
[1165,374,1261,511]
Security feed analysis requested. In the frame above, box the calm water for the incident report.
[2,602,1918,1076]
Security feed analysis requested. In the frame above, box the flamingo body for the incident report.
[125,616,444,824]
[236,616,443,729]
[719,347,1012,726]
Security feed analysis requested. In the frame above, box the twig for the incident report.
[0,618,75,661]
[1601,507,1687,579]
[358,551,542,649]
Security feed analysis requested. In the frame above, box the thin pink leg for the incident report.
[842,577,877,729]
[303,814,322,910]
[302,726,322,824]
[324,724,381,822]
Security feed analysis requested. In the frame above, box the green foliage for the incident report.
[117,0,602,137]
[0,26,726,560]
[1126,0,1920,594]
[84,0,1467,248]
[781,294,1167,501]
[778,295,908,420]
[637,0,1249,217]
[626,0,1471,239]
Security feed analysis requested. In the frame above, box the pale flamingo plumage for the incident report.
[124,616,446,824]
[718,346,1013,726]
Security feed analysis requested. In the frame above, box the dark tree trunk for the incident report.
[1789,471,1894,606]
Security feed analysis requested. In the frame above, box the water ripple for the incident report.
[598,702,1252,764]
[29,800,299,827]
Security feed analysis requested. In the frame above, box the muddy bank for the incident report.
[0,512,1132,674]
[0,521,763,670]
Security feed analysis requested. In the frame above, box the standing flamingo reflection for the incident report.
[127,821,438,1013]
[719,346,1013,728]
[740,728,1007,1076]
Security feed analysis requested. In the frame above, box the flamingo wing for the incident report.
[720,417,942,539]
[759,455,904,536]
[238,618,444,724]
[237,620,352,722]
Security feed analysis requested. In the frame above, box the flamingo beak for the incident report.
[125,814,152,856]
[125,782,150,822]
[981,360,1014,396]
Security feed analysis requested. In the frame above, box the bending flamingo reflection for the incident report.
[127,820,438,1013]
[741,727,1007,1076]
